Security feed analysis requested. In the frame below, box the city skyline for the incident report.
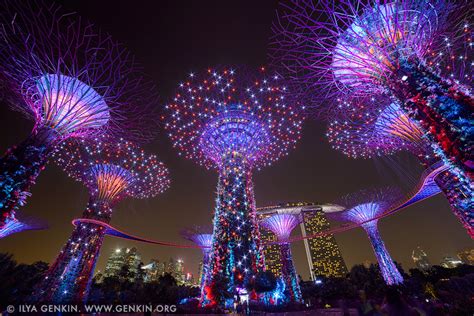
[0,0,471,283]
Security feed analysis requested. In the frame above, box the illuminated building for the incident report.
[174,259,185,284]
[185,272,195,286]
[457,249,474,265]
[198,260,204,285]
[412,247,431,271]
[104,247,142,281]
[301,208,349,279]
[440,256,463,269]
[162,257,186,285]
[259,226,282,277]
[142,259,166,283]
[258,202,348,281]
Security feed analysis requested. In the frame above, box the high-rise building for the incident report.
[142,259,166,283]
[302,207,348,279]
[259,213,283,276]
[163,257,186,285]
[104,247,142,281]
[184,272,195,286]
[175,258,185,284]
[257,202,348,281]
[457,248,474,265]
[440,256,463,269]
[197,260,206,286]
[412,247,431,271]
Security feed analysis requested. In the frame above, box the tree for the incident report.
[118,264,132,282]
[248,271,277,295]
[207,274,232,307]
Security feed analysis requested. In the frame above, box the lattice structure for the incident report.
[327,98,473,236]
[181,226,213,290]
[0,1,158,232]
[31,136,169,303]
[271,0,473,190]
[327,188,404,285]
[260,214,303,303]
[165,67,303,307]
[0,215,46,239]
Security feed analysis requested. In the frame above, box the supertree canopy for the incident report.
[0,1,158,232]
[260,214,303,303]
[32,136,169,303]
[165,67,303,307]
[0,214,47,239]
[327,188,404,285]
[271,0,473,183]
[327,98,473,236]
[327,100,424,159]
[181,226,213,289]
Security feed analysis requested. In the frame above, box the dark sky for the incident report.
[0,0,471,281]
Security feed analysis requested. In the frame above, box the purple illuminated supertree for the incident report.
[165,67,303,307]
[327,98,473,236]
[271,0,473,183]
[0,214,47,239]
[0,1,158,232]
[181,226,213,289]
[31,136,169,303]
[260,214,303,303]
[327,188,403,285]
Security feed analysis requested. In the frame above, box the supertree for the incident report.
[181,226,213,289]
[326,188,404,285]
[327,98,473,236]
[31,136,170,303]
[260,214,303,303]
[271,0,473,182]
[0,214,46,239]
[165,67,303,307]
[0,1,158,232]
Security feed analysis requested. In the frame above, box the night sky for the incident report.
[0,0,471,281]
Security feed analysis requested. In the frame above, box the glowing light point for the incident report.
[260,214,303,303]
[271,0,473,200]
[165,67,303,307]
[31,136,169,303]
[0,2,159,231]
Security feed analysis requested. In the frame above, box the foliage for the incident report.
[0,252,473,314]
[0,253,48,309]
[247,271,277,294]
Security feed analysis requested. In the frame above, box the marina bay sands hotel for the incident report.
[257,202,348,280]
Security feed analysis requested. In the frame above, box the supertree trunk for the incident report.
[0,127,58,228]
[31,198,112,303]
[433,170,473,237]
[363,223,403,285]
[200,250,211,289]
[279,242,301,303]
[202,154,264,307]
[390,58,474,178]
[417,147,474,238]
